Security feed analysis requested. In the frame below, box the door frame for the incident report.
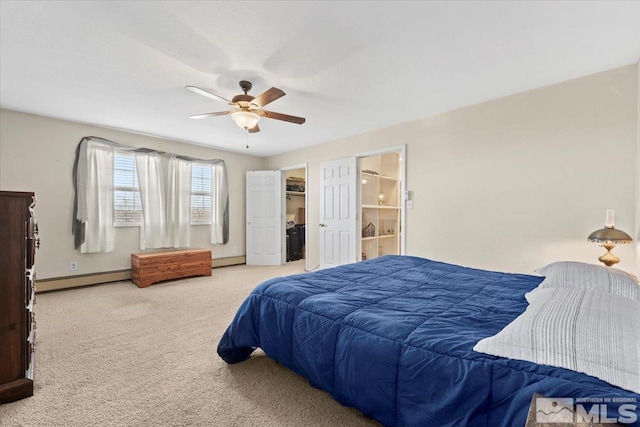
[281,163,309,271]
[355,144,407,259]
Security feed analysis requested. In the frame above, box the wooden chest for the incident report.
[131,249,211,288]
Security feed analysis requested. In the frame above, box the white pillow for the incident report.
[535,261,640,302]
[474,288,640,394]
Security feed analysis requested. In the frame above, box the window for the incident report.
[113,152,142,226]
[191,163,212,225]
[75,137,229,252]
[112,155,213,226]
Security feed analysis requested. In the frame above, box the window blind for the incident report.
[191,163,212,224]
[113,152,143,226]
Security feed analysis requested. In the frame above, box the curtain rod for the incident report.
[79,136,226,165]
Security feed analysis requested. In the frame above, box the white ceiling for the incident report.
[1,1,639,157]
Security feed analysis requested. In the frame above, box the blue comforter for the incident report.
[218,255,639,426]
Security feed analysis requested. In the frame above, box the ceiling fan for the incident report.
[186,80,305,133]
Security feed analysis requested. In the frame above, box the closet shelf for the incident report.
[362,204,400,209]
[286,191,306,197]
[362,235,397,241]
[360,151,402,263]
[362,172,397,181]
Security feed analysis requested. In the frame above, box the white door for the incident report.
[319,158,357,269]
[246,171,285,265]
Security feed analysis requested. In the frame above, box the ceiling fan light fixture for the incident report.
[231,110,260,130]
[186,81,304,135]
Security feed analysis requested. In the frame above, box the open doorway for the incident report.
[358,145,406,261]
[281,164,309,271]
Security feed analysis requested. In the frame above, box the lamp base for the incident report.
[598,243,620,267]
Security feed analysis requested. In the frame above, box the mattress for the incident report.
[218,255,639,426]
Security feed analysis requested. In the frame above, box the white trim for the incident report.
[281,163,309,271]
[355,144,406,159]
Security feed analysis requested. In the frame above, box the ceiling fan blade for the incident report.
[189,111,233,119]
[248,124,260,133]
[250,87,285,108]
[185,86,233,104]
[261,110,306,124]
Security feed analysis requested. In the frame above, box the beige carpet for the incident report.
[0,261,380,427]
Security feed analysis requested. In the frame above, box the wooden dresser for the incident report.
[0,191,38,403]
[131,248,211,288]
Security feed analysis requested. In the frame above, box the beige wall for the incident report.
[2,63,637,280]
[266,64,639,275]
[0,109,264,279]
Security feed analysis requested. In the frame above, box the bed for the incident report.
[218,255,640,426]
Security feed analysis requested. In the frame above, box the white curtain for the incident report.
[77,141,115,253]
[135,152,167,250]
[211,163,228,244]
[73,136,229,252]
[166,158,192,248]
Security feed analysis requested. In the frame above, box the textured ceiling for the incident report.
[1,1,639,157]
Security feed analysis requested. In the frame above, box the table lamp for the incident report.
[587,210,633,267]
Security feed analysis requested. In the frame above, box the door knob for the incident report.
[319,223,326,227]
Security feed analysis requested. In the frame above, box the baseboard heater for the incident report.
[35,255,246,292]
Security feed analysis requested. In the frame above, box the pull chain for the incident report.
[246,130,249,149]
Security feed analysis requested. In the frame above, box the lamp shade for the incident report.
[587,227,633,244]
[231,110,260,130]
